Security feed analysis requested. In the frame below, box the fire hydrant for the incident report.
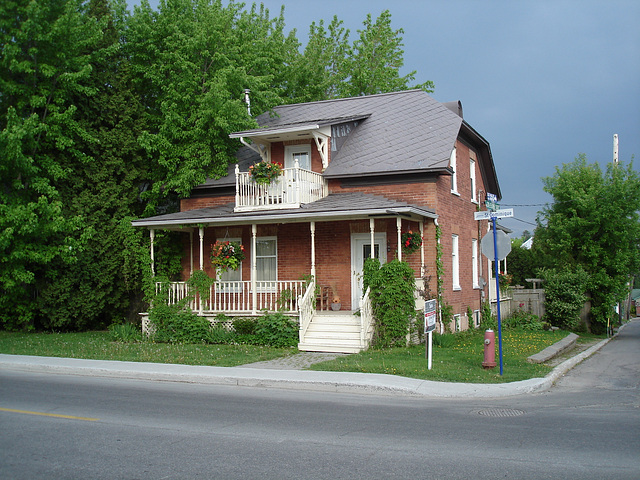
[482,329,497,369]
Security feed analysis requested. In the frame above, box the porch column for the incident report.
[189,230,194,276]
[199,227,204,271]
[251,224,257,315]
[310,221,316,277]
[420,221,425,277]
[396,217,402,261]
[149,229,155,276]
[369,218,375,258]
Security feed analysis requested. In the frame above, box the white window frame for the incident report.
[452,234,460,290]
[284,144,311,171]
[450,147,459,195]
[470,158,477,203]
[454,314,461,332]
[256,236,277,289]
[472,238,479,288]
[473,309,481,328]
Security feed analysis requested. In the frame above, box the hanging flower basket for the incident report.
[249,162,282,185]
[401,230,422,254]
[211,240,245,271]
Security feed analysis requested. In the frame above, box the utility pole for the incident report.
[613,134,619,165]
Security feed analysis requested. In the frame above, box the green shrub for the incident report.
[149,303,211,344]
[233,318,257,335]
[108,322,142,342]
[504,310,543,331]
[254,313,298,348]
[364,258,416,348]
[540,267,587,330]
[207,325,235,344]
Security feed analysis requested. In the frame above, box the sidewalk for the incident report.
[0,334,614,398]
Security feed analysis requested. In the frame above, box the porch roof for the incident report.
[131,192,437,230]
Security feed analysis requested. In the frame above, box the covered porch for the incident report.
[133,192,437,352]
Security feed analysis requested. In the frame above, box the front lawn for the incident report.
[0,328,585,383]
[309,329,572,383]
[0,331,295,367]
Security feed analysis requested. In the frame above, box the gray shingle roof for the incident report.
[131,192,437,229]
[257,90,461,178]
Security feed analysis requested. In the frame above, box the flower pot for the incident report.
[331,302,341,311]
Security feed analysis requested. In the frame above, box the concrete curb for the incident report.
[527,332,578,364]
[0,329,619,398]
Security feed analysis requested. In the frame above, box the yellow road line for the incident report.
[0,407,98,422]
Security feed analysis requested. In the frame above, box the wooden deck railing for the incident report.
[234,162,327,212]
[155,280,307,314]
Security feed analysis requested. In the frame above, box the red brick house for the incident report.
[132,90,501,352]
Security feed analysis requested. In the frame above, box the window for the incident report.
[256,237,277,282]
[452,234,460,290]
[450,147,458,194]
[284,145,311,170]
[454,314,461,332]
[472,238,479,288]
[473,310,481,328]
[470,158,477,202]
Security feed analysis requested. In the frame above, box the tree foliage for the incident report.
[533,155,640,328]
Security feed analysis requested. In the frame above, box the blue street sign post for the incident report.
[475,206,513,376]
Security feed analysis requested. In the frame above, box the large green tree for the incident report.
[0,0,104,329]
[342,10,433,97]
[34,0,154,330]
[533,155,640,330]
[126,0,297,213]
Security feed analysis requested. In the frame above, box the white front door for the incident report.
[351,233,387,308]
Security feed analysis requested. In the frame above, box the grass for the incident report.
[0,331,295,367]
[0,328,596,383]
[309,329,574,383]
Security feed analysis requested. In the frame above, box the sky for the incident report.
[129,0,640,237]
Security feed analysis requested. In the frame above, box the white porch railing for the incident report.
[155,280,306,314]
[234,162,328,212]
[359,287,374,348]
[297,279,316,343]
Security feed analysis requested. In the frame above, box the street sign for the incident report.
[481,229,512,261]
[485,193,498,211]
[424,299,437,333]
[474,209,513,220]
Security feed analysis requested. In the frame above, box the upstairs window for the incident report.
[450,147,458,195]
[285,145,311,171]
[470,158,477,203]
[452,234,460,290]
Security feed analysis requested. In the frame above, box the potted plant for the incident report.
[249,161,283,185]
[401,230,422,254]
[330,283,341,311]
[210,240,245,271]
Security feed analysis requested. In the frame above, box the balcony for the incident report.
[234,163,328,212]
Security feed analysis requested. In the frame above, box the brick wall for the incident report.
[434,140,489,330]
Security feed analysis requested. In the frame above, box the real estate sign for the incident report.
[424,299,437,333]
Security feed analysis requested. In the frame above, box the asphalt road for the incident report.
[1,322,639,479]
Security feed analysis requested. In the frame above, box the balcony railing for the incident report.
[234,162,328,212]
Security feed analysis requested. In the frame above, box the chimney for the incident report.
[244,89,251,117]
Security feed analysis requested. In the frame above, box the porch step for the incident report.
[299,313,365,354]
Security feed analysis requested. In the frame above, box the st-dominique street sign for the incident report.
[473,208,514,220]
